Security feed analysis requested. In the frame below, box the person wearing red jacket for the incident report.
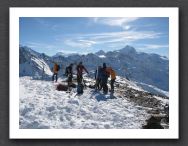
[76,62,89,84]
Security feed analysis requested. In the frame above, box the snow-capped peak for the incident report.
[119,45,136,54]
[20,45,40,57]
[95,50,106,56]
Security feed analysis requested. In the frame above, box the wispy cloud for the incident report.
[60,30,162,48]
[24,42,58,51]
[137,44,169,50]
[145,44,169,49]
[92,17,139,30]
[64,39,96,48]
[78,40,96,46]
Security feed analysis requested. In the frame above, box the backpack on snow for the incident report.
[77,83,84,94]
[56,84,68,91]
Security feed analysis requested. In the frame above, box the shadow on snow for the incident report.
[90,90,116,102]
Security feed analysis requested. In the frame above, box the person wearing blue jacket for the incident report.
[100,63,110,94]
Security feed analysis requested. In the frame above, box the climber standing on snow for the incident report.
[52,62,60,82]
[76,62,89,94]
[65,63,73,87]
[76,61,89,84]
[107,67,116,92]
[101,63,110,94]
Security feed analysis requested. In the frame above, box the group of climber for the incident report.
[64,62,88,84]
[52,62,116,94]
[95,63,116,94]
[64,62,89,94]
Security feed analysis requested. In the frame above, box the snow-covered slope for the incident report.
[19,46,53,79]
[135,81,169,97]
[19,76,168,129]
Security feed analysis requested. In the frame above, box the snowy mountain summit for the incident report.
[95,50,106,56]
[19,44,169,129]
[119,45,137,54]
[19,45,169,96]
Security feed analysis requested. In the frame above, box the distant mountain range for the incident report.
[19,45,169,92]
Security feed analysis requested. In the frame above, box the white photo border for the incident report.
[9,7,179,139]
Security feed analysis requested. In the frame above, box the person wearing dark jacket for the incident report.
[100,63,110,94]
[65,63,73,87]
[76,62,89,84]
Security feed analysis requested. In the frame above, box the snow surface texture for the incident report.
[20,77,153,129]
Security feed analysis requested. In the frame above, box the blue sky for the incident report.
[20,17,169,57]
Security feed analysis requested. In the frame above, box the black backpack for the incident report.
[77,83,84,94]
[57,65,60,71]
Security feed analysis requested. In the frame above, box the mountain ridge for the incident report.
[19,45,169,94]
